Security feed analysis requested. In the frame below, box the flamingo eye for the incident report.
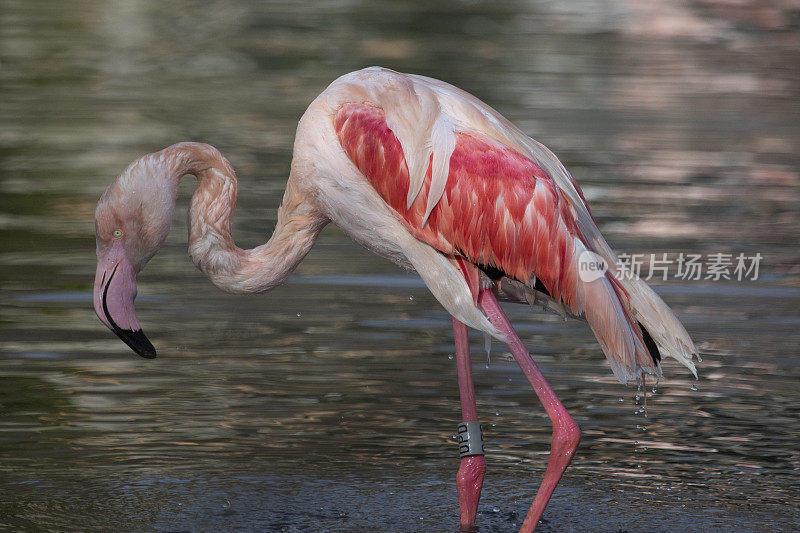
[112,229,123,238]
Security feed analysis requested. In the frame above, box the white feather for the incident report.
[619,274,698,378]
[422,113,456,226]
[398,231,505,341]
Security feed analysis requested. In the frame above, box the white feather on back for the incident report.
[424,113,456,225]
[323,68,459,223]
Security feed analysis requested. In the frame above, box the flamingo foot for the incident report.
[520,420,580,531]
[457,454,486,530]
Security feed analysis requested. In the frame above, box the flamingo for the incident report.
[92,67,698,532]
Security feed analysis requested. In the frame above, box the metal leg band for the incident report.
[457,421,484,458]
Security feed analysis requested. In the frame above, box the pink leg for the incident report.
[452,317,486,531]
[478,289,580,533]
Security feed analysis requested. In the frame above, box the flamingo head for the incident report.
[93,157,178,359]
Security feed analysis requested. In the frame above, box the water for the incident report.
[2,0,799,531]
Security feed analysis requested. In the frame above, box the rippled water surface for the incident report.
[2,1,799,531]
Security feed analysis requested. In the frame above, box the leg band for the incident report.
[457,421,484,458]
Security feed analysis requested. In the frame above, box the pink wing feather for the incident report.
[334,103,660,382]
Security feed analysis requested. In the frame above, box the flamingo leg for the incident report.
[477,289,580,533]
[452,317,486,530]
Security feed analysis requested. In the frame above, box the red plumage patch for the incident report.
[334,103,580,308]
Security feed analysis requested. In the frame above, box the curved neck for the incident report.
[161,142,327,293]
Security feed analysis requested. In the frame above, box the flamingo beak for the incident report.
[93,242,156,359]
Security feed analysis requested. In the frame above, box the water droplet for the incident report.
[651,386,657,394]
[448,354,454,360]
[634,441,639,446]
[636,425,647,432]
[642,446,648,451]
[409,296,414,301]
[634,394,640,402]
[296,312,302,317]
[222,499,231,510]
[690,384,698,392]
[492,506,500,513]
[618,396,624,402]
[491,423,496,427]
[495,411,500,416]
[485,363,489,369]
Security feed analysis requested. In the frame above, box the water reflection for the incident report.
[2,0,800,530]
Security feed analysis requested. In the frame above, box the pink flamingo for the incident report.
[93,67,697,532]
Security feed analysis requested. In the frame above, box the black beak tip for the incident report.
[115,328,157,359]
[135,342,158,359]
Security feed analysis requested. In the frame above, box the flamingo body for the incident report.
[288,67,696,383]
[92,67,699,532]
